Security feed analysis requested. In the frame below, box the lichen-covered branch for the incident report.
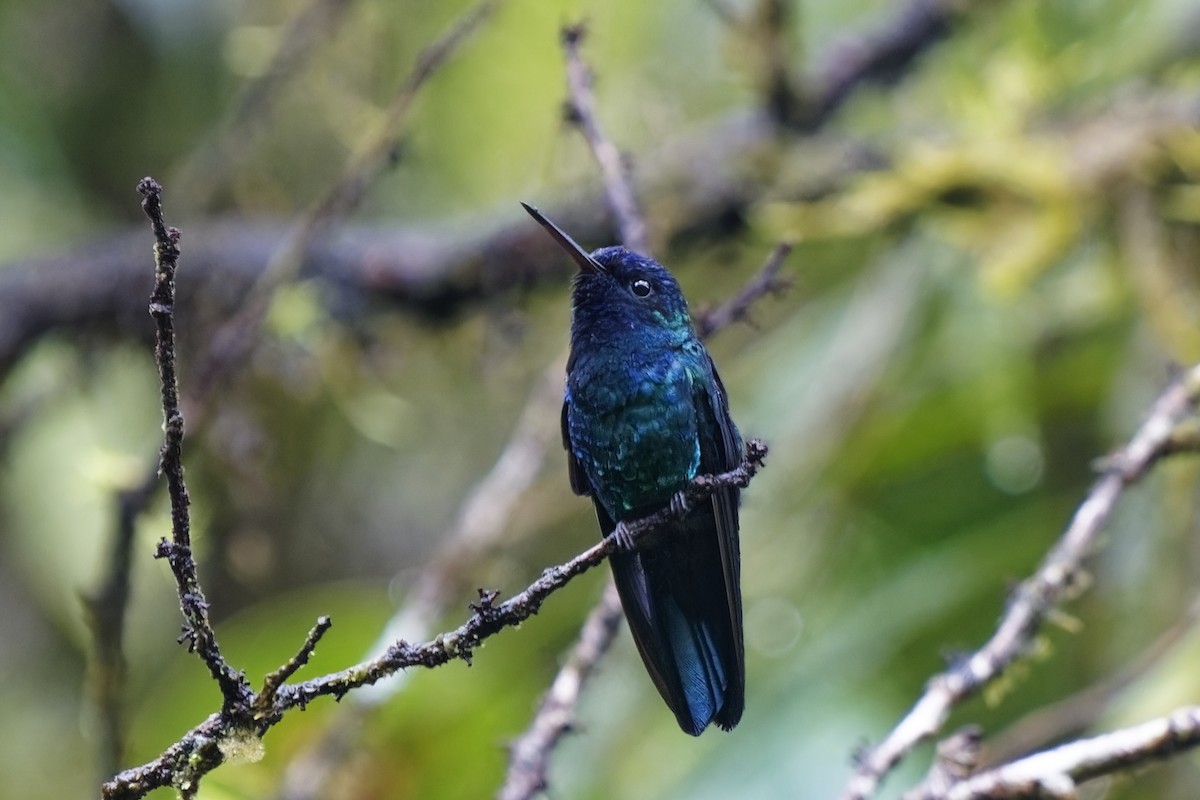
[137,177,250,709]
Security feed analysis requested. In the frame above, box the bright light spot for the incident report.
[985,434,1044,494]
[746,596,804,658]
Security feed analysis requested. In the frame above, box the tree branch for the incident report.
[560,24,649,255]
[695,242,793,338]
[906,707,1200,799]
[838,362,1200,800]
[189,0,505,403]
[172,0,360,211]
[497,583,624,800]
[137,177,250,709]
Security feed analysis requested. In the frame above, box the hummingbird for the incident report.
[522,202,744,735]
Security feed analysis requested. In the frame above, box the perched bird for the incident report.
[522,202,745,735]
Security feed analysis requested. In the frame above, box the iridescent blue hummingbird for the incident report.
[522,203,744,735]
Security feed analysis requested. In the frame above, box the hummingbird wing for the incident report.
[693,353,745,730]
[562,400,592,497]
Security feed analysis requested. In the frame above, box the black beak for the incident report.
[521,202,604,274]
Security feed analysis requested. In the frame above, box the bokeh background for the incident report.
[2,0,1200,797]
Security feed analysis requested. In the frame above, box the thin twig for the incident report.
[695,242,793,338]
[919,706,1200,799]
[82,469,159,778]
[192,0,504,399]
[560,24,649,255]
[256,616,334,714]
[805,0,963,127]
[498,583,624,800]
[136,177,250,709]
[838,363,1200,800]
[173,0,360,210]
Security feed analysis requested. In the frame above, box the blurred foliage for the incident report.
[2,0,1200,798]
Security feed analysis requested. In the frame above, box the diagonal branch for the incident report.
[909,706,1200,799]
[190,0,505,402]
[839,362,1200,800]
[498,583,624,800]
[695,242,793,338]
[269,439,767,709]
[560,24,649,255]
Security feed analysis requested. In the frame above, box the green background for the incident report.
[2,0,1200,797]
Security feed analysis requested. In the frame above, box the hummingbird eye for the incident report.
[630,278,653,298]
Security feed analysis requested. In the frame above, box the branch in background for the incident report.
[711,0,965,128]
[497,583,624,800]
[172,0,360,212]
[560,24,649,255]
[838,362,1200,800]
[905,707,1200,800]
[11,87,1197,390]
[81,470,160,778]
[0,0,1039,382]
[190,0,506,403]
[804,0,963,127]
[695,242,793,338]
[980,596,1200,768]
[137,177,250,708]
[750,0,804,127]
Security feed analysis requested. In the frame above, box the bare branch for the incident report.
[982,596,1200,767]
[82,468,159,777]
[918,707,1200,799]
[695,242,793,338]
[191,0,505,401]
[839,363,1200,800]
[172,0,360,210]
[805,0,964,127]
[560,24,649,255]
[496,583,624,800]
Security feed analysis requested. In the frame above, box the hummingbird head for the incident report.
[521,203,691,333]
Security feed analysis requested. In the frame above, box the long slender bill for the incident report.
[521,202,605,273]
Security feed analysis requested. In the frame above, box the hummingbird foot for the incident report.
[610,521,638,553]
[668,490,690,518]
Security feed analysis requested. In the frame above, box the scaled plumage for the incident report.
[523,203,745,735]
